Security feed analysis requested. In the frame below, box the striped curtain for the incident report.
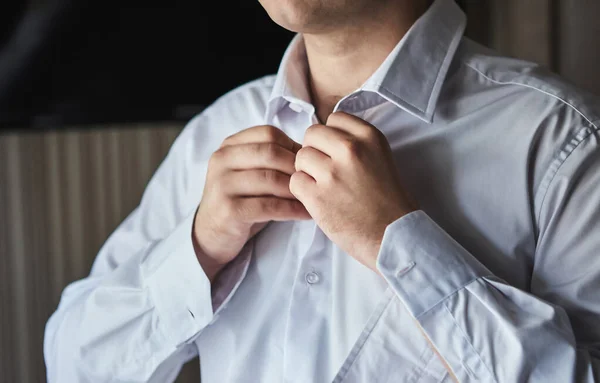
[465,0,600,95]
[0,124,199,382]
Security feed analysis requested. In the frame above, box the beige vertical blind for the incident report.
[0,124,204,382]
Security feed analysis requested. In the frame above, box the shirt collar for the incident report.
[265,34,313,122]
[264,0,466,124]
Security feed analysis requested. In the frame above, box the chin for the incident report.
[258,0,332,33]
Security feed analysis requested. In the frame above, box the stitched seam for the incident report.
[534,123,599,224]
[404,337,437,383]
[365,36,452,114]
[336,295,394,381]
[462,61,600,224]
[333,291,395,382]
[461,62,599,130]
[413,346,444,383]
[373,39,452,115]
[370,83,425,112]
[442,301,498,383]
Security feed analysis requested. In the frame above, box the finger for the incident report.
[289,171,317,202]
[295,146,332,182]
[221,125,302,153]
[224,169,295,199]
[216,142,297,174]
[236,197,311,223]
[325,111,377,139]
[303,124,352,156]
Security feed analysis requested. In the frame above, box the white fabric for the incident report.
[45,0,600,381]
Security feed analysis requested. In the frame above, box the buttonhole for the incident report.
[397,261,416,277]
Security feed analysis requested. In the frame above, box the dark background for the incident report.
[0,0,296,128]
[0,1,474,129]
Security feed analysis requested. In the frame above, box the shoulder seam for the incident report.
[461,60,600,227]
[461,61,599,131]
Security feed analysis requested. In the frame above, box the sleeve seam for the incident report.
[534,121,600,225]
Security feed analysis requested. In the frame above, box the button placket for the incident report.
[283,224,332,382]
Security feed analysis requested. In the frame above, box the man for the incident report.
[44,0,600,381]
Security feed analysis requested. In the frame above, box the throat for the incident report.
[309,77,344,123]
[301,0,430,124]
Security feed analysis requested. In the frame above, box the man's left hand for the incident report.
[290,112,418,273]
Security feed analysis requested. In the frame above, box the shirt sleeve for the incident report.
[43,114,251,383]
[376,138,600,382]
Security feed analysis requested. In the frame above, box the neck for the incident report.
[303,1,429,123]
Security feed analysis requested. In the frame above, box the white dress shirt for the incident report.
[45,0,600,381]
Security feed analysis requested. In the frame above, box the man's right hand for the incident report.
[193,125,311,282]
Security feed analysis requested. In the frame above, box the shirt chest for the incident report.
[275,101,535,289]
[196,220,453,382]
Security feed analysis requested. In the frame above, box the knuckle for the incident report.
[261,125,281,142]
[261,198,280,213]
[304,124,321,142]
[209,148,225,166]
[257,169,270,183]
[235,200,257,222]
[261,143,281,161]
[295,146,308,160]
[221,134,235,147]
[305,124,319,136]
[248,142,261,157]
[289,172,312,199]
[363,126,378,139]
[340,138,361,158]
[260,169,281,184]
[326,111,346,126]
[290,171,304,183]
[365,127,384,144]
[288,172,302,194]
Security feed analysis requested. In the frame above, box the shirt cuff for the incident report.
[142,211,251,347]
[376,210,491,318]
[211,246,252,312]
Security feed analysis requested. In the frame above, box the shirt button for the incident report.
[305,271,320,285]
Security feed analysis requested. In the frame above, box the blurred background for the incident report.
[1,0,599,382]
